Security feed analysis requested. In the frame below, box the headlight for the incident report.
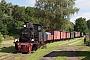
[15,39,19,42]
[31,39,34,41]
[24,25,26,27]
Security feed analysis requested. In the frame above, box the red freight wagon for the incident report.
[77,32,80,37]
[45,32,53,41]
[46,30,54,35]
[46,30,60,40]
[46,30,54,41]
[66,32,70,39]
[54,31,60,40]
[61,31,66,39]
[53,31,60,40]
[46,34,52,40]
[51,35,54,40]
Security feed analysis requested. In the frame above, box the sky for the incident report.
[0,0,90,23]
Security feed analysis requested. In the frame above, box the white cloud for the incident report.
[80,12,90,20]
[75,0,90,10]
[71,0,90,22]
[71,12,90,23]
[26,0,36,7]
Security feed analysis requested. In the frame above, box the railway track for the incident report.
[0,53,32,60]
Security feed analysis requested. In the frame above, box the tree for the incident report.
[25,7,35,17]
[12,5,26,21]
[35,0,79,30]
[74,17,88,34]
[69,22,74,31]
[0,4,3,18]
[0,18,8,35]
[87,19,90,30]
[25,7,38,23]
[0,0,7,14]
[0,0,13,17]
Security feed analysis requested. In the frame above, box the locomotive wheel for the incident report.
[32,44,39,51]
[35,44,39,51]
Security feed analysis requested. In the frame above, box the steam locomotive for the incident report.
[14,22,46,53]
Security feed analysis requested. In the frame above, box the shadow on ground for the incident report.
[0,46,16,53]
[43,51,90,60]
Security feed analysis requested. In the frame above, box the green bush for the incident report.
[3,35,14,40]
[3,35,10,39]
[9,36,14,39]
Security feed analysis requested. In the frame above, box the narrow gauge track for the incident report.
[0,54,8,57]
[0,54,11,60]
[0,52,32,60]
[19,53,32,60]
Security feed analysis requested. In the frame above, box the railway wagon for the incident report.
[46,30,54,41]
[70,32,74,39]
[66,32,70,39]
[46,30,60,41]
[80,32,83,37]
[53,31,60,41]
[77,32,80,38]
[46,32,53,42]
[60,31,66,40]
[74,31,78,38]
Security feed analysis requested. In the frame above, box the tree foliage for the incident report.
[87,19,90,30]
[35,0,79,30]
[74,17,88,34]
[12,5,26,21]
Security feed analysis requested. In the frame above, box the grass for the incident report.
[0,46,16,53]
[78,46,90,60]
[71,38,85,46]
